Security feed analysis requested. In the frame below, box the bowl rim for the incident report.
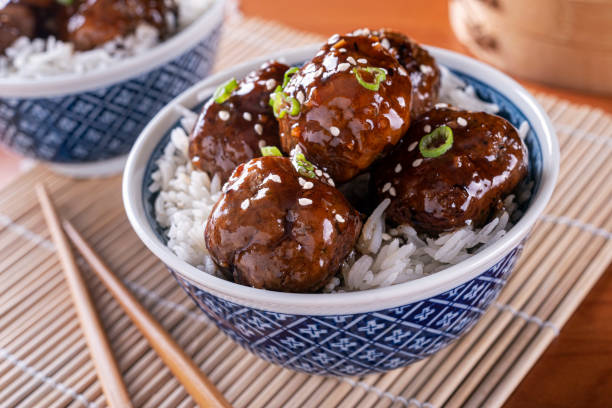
[0,0,226,99]
[123,44,560,315]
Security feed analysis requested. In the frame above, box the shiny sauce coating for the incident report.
[279,34,413,183]
[0,0,177,53]
[372,107,528,234]
[189,61,289,182]
[66,0,177,50]
[205,156,362,293]
[371,29,441,119]
[0,3,36,53]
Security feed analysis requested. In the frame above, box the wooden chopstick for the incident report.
[61,219,232,408]
[35,184,133,408]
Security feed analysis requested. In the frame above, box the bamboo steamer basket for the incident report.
[449,0,612,95]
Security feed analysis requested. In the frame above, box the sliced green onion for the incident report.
[269,85,301,119]
[282,67,300,89]
[288,97,300,116]
[213,78,238,104]
[56,0,73,5]
[292,152,316,178]
[260,146,283,157]
[351,66,387,91]
[419,125,454,158]
[269,85,283,115]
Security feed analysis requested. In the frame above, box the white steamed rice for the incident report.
[149,66,532,292]
[0,0,214,79]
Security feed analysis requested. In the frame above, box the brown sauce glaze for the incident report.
[372,107,527,235]
[189,61,289,182]
[278,33,413,183]
[66,0,177,50]
[205,156,362,293]
[370,29,441,119]
[0,0,177,53]
[0,3,36,53]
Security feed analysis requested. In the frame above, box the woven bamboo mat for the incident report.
[1,16,611,408]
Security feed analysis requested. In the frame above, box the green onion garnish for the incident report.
[419,125,454,158]
[56,0,73,5]
[292,152,316,178]
[351,66,387,91]
[269,85,301,118]
[287,97,300,116]
[213,78,238,104]
[260,146,283,157]
[282,67,300,89]
[269,85,282,114]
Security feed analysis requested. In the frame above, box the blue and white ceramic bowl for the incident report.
[0,0,225,178]
[123,45,559,376]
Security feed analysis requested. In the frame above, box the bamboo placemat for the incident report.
[1,16,611,408]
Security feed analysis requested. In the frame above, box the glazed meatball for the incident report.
[371,29,441,119]
[189,61,289,181]
[0,3,36,53]
[66,0,177,50]
[205,155,362,293]
[278,33,413,183]
[372,107,528,234]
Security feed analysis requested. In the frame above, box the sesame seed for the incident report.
[337,62,351,72]
[420,64,433,74]
[330,126,340,136]
[327,178,335,187]
[298,177,306,186]
[296,91,305,104]
[316,50,325,57]
[357,58,368,64]
[382,182,391,192]
[241,199,250,210]
[398,66,408,76]
[218,110,230,121]
[299,198,313,206]
[258,140,266,149]
[347,56,357,65]
[408,141,418,152]
[254,124,263,135]
[315,169,323,177]
[352,28,370,36]
[457,117,468,126]
[314,67,324,78]
[381,38,391,49]
[424,124,432,133]
[243,112,252,121]
[412,158,423,167]
[435,103,448,109]
[265,78,277,91]
[335,214,345,223]
[269,174,281,183]
[394,163,402,173]
[389,187,397,197]
[303,181,314,190]
[328,34,340,44]
[339,48,347,53]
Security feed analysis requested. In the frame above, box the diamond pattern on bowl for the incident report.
[0,25,221,163]
[172,244,521,376]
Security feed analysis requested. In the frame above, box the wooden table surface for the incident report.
[0,1,610,406]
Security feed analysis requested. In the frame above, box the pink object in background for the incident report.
[0,147,28,188]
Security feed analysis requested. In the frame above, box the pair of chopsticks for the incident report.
[36,184,231,408]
